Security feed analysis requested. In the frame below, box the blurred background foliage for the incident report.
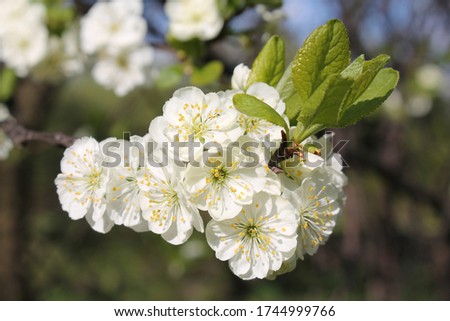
[1,0,449,300]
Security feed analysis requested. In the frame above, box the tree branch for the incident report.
[0,119,75,148]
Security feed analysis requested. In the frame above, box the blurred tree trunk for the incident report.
[0,163,21,299]
[0,80,51,299]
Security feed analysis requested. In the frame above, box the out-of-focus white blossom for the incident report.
[31,29,85,83]
[165,0,224,41]
[0,0,48,77]
[415,64,444,92]
[92,46,153,96]
[80,0,154,96]
[80,0,146,55]
[406,95,433,118]
[255,4,286,23]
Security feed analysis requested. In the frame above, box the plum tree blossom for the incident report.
[206,193,298,280]
[140,157,204,245]
[165,0,224,41]
[184,137,279,221]
[283,170,343,260]
[104,136,150,232]
[231,63,251,90]
[49,19,398,281]
[149,86,240,161]
[55,137,113,233]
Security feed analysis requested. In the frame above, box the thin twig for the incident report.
[0,119,75,148]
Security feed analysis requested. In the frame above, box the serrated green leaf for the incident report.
[293,74,354,142]
[233,93,289,135]
[276,62,301,123]
[191,61,224,86]
[247,35,285,87]
[292,19,350,110]
[340,54,390,112]
[341,54,365,78]
[338,68,399,127]
[300,74,354,125]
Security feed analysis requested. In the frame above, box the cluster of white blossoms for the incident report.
[0,0,49,77]
[80,0,154,96]
[165,0,224,41]
[0,0,84,82]
[55,63,347,280]
[0,104,13,160]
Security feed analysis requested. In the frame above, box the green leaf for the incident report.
[340,54,390,111]
[300,74,354,126]
[0,68,17,102]
[155,64,184,89]
[292,19,350,111]
[341,54,365,78]
[233,93,289,135]
[247,35,285,88]
[191,61,224,86]
[276,62,301,123]
[293,74,354,142]
[338,68,399,127]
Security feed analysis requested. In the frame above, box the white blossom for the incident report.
[0,0,48,77]
[184,139,277,221]
[415,64,444,92]
[148,86,239,162]
[105,136,151,232]
[231,63,251,90]
[139,156,204,245]
[283,170,343,259]
[55,137,113,233]
[80,0,146,55]
[165,0,224,41]
[31,29,85,83]
[406,95,433,118]
[315,132,348,188]
[206,193,298,280]
[92,46,154,96]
